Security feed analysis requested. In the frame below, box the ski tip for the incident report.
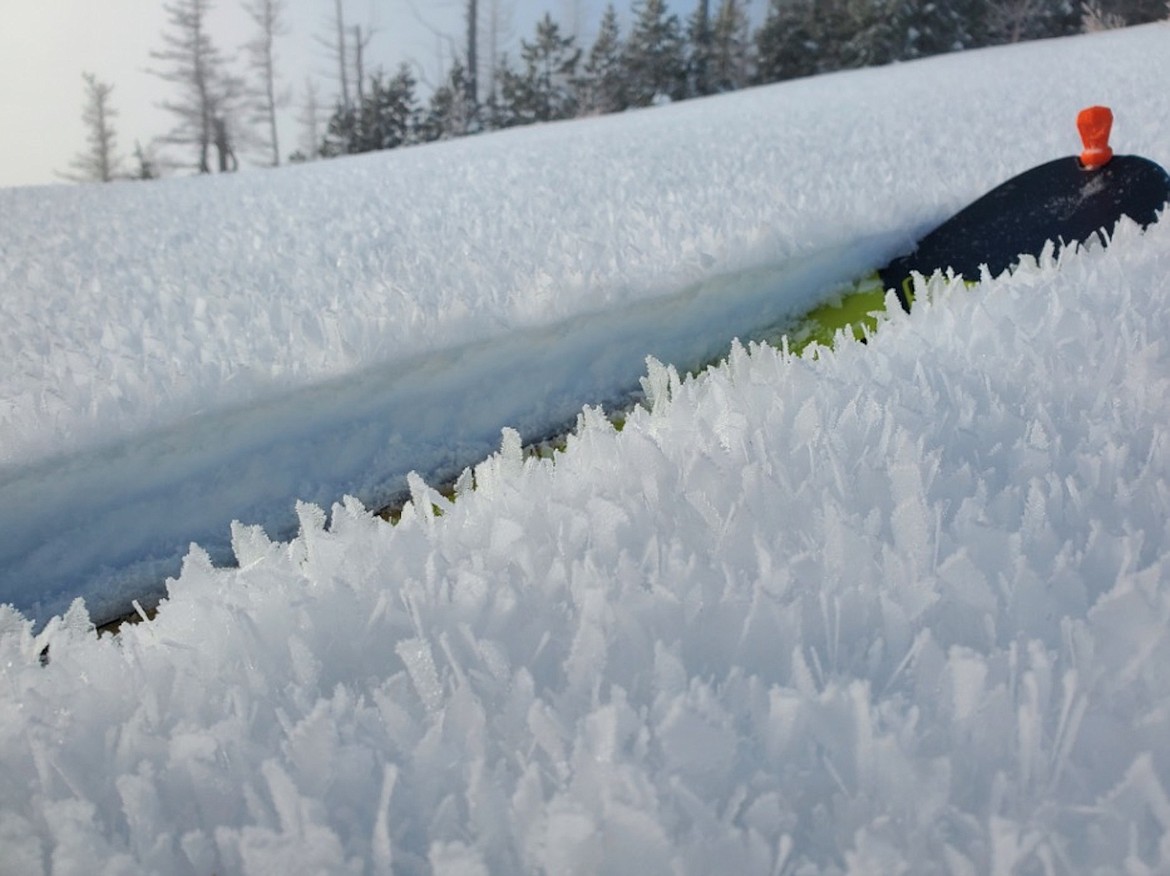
[1077,105,1113,169]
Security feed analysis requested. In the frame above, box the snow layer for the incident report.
[2,24,1170,875]
[3,26,1170,619]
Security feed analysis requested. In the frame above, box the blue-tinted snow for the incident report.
[2,24,1170,875]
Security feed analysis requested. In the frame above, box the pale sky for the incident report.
[0,0,620,189]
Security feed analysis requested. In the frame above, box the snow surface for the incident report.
[5,25,1170,623]
[2,23,1170,875]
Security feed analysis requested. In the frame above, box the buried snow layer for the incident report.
[2,25,1170,875]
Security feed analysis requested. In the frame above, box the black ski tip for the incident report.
[879,153,1170,307]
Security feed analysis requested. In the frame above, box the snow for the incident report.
[2,23,1170,875]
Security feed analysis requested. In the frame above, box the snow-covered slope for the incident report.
[4,26,1170,621]
[2,24,1170,875]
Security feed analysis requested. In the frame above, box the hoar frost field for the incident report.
[3,23,1170,875]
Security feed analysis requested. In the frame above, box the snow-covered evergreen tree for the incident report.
[496,14,581,127]
[1077,0,1164,26]
[362,66,418,151]
[623,0,687,106]
[420,61,475,142]
[709,0,752,92]
[322,64,418,155]
[577,4,628,115]
[686,0,714,97]
[896,0,984,57]
[754,0,820,83]
[836,0,902,68]
[1111,0,1168,21]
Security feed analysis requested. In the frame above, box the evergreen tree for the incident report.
[750,0,1079,86]
[983,0,1078,44]
[1087,0,1164,24]
[709,0,752,92]
[481,73,507,132]
[687,0,714,97]
[577,4,628,115]
[837,0,911,69]
[360,65,419,151]
[754,0,820,83]
[420,61,476,142]
[132,141,158,180]
[496,14,581,127]
[322,64,418,155]
[321,103,357,157]
[896,0,984,58]
[624,0,687,106]
[811,0,855,71]
[63,73,123,183]
[1080,0,1127,29]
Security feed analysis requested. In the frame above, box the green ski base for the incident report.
[782,272,892,355]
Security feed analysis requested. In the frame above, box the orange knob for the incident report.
[1077,105,1113,169]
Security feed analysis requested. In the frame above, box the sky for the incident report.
[0,0,624,189]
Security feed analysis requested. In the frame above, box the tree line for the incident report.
[66,0,1168,182]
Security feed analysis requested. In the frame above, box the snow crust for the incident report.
[2,24,1170,875]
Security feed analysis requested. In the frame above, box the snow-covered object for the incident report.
[2,25,1170,874]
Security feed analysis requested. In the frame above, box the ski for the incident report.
[785,106,1170,353]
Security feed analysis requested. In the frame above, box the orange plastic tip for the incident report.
[1077,105,1113,169]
